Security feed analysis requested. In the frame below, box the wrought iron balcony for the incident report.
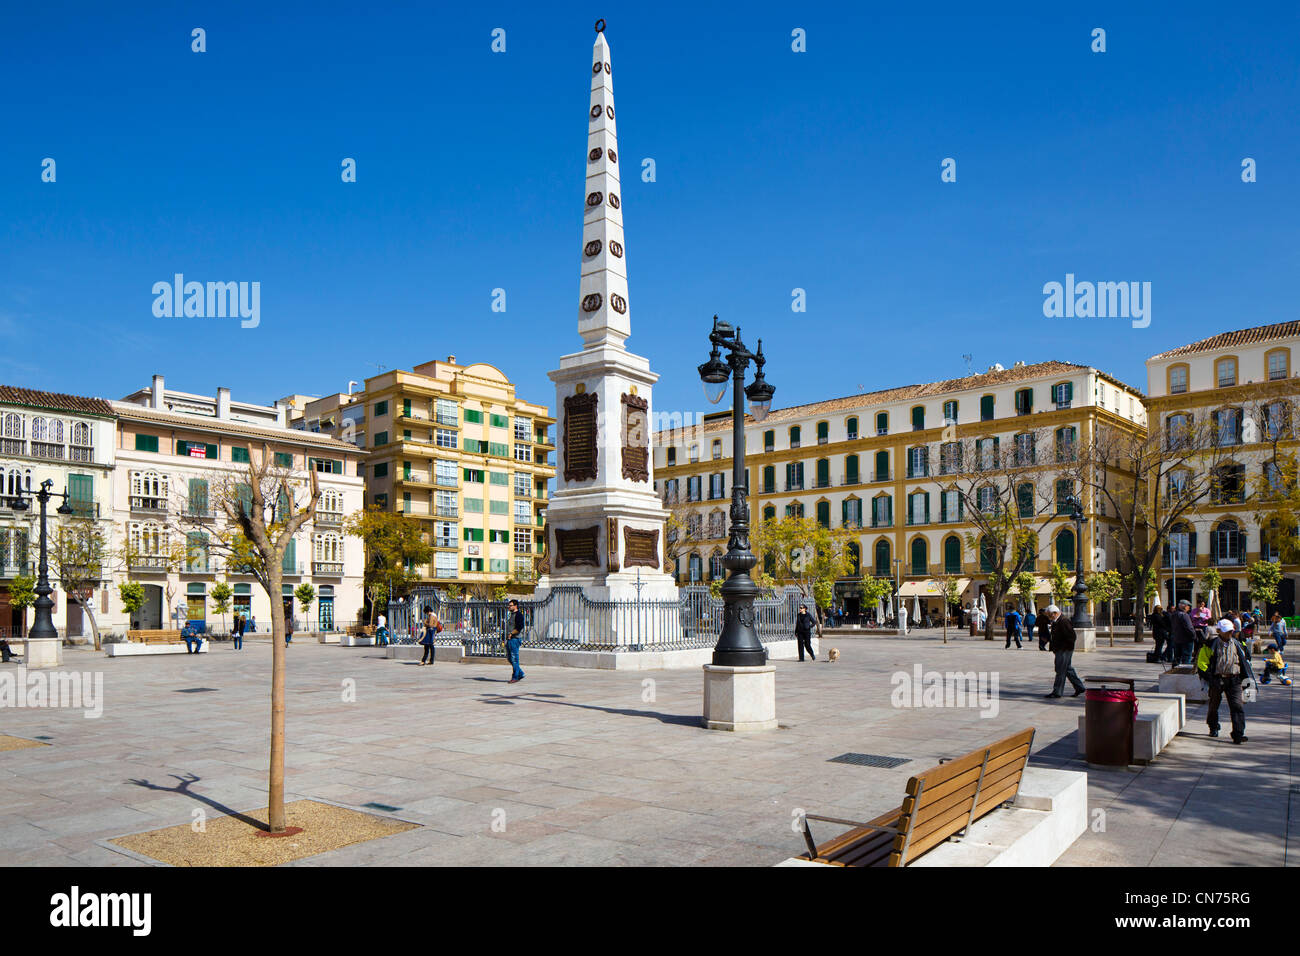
[316,511,345,528]
[312,561,344,576]
[130,496,169,514]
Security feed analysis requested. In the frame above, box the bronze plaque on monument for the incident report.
[555,525,600,568]
[563,392,599,482]
[623,527,660,569]
[621,392,649,482]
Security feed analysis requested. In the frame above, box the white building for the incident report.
[111,376,366,633]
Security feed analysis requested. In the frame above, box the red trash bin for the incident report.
[1084,678,1137,766]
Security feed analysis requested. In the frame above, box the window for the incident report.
[464,468,484,483]
[944,536,962,574]
[1014,388,1033,415]
[871,495,892,528]
[762,466,775,494]
[939,442,962,474]
[463,557,484,572]
[789,426,801,449]
[1216,358,1236,388]
[942,401,958,424]
[687,475,702,501]
[688,554,703,583]
[1055,427,1077,462]
[816,501,830,528]
[513,473,531,496]
[1055,530,1075,569]
[911,406,925,431]
[461,408,481,424]
[490,500,509,515]
[874,540,891,576]
[1263,402,1291,441]
[709,473,725,499]
[815,459,830,488]
[514,417,532,441]
[437,399,458,426]
[374,431,389,447]
[1169,365,1189,394]
[842,497,862,528]
[435,460,457,487]
[187,478,209,516]
[874,450,889,481]
[1168,469,1191,499]
[708,554,724,580]
[666,447,676,466]
[514,501,532,523]
[1211,463,1245,503]
[433,521,457,548]
[1017,482,1035,518]
[1214,408,1242,446]
[875,412,888,436]
[489,530,509,544]
[374,401,388,417]
[309,457,345,474]
[980,396,994,421]
[846,417,858,440]
[1212,521,1244,566]
[847,543,860,575]
[1267,349,1289,381]
[1055,479,1073,515]
[907,446,928,478]
[66,474,94,516]
[435,552,457,578]
[711,439,722,459]
[274,452,293,468]
[313,532,344,564]
[907,491,930,525]
[282,537,297,573]
[1166,413,1193,450]
[785,462,804,491]
[816,421,828,444]
[689,444,699,463]
[1053,382,1073,409]
[763,429,774,452]
[763,505,776,522]
[976,437,999,470]
[488,442,509,458]
[70,422,93,461]
[436,429,456,449]
[1165,525,1193,568]
[785,502,804,518]
[1014,432,1036,466]
[463,527,484,543]
[939,489,962,523]
[844,454,859,484]
[976,486,997,513]
[910,538,927,576]
[490,413,509,429]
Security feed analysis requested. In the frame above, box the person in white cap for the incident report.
[1205,618,1256,743]
[1044,605,1086,698]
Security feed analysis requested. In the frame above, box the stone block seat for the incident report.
[1077,692,1185,764]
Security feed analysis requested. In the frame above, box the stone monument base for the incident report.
[23,638,63,669]
[1074,627,1097,652]
[702,664,777,732]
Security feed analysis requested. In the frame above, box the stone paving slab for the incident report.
[0,637,1293,866]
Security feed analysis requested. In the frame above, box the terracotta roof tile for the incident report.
[114,402,361,454]
[1149,320,1300,360]
[0,385,115,417]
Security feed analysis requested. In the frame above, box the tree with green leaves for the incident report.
[295,583,316,630]
[211,581,233,636]
[342,506,433,623]
[1013,571,1038,612]
[936,574,963,643]
[1246,560,1283,611]
[49,516,111,650]
[1200,567,1223,608]
[750,515,855,606]
[118,581,145,629]
[8,573,36,635]
[1086,569,1124,646]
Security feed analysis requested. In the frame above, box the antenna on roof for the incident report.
[368,362,387,374]
[962,354,973,375]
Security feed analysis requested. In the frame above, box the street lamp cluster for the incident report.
[5,479,75,643]
[697,316,775,667]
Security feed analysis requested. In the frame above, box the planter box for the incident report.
[339,634,375,647]
[317,633,341,644]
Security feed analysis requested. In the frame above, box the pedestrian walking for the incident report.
[1024,606,1037,645]
[1004,605,1023,649]
[419,605,441,665]
[1170,600,1197,666]
[376,613,388,647]
[505,599,526,684]
[1205,619,1257,744]
[794,604,816,661]
[232,612,244,650]
[1037,608,1051,650]
[1043,605,1085,698]
[284,612,294,646]
[1147,604,1170,662]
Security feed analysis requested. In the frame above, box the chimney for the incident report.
[447,355,456,364]
[151,374,165,409]
[217,387,231,419]
[274,400,287,427]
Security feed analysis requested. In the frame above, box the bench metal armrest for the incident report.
[800,813,903,860]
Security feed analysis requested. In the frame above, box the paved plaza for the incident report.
[0,634,1295,867]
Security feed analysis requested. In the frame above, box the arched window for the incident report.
[1055,426,1077,462]
[875,412,888,436]
[1212,520,1243,566]
[1165,522,1195,567]
[846,417,859,440]
[816,458,830,488]
[816,421,828,444]
[910,537,927,576]
[30,417,48,442]
[911,406,925,431]
[1215,357,1237,388]
[874,450,889,481]
[314,532,344,563]
[1165,413,1192,450]
[48,419,64,443]
[844,453,859,484]
[688,553,703,583]
[874,539,891,576]
[789,425,801,448]
[763,505,776,522]
[1055,529,1075,569]
[943,536,962,574]
[2,412,24,439]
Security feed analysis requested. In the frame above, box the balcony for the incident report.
[813,478,832,490]
[840,474,862,486]
[130,496,169,515]
[871,517,893,529]
[0,560,33,580]
[435,504,458,518]
[1,439,26,455]
[869,471,892,483]
[281,562,306,577]
[312,561,344,576]
[316,511,344,528]
[70,445,94,463]
[786,481,804,492]
[129,555,169,572]
[30,442,66,460]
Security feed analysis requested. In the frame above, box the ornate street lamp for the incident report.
[698,315,774,667]
[1067,494,1092,628]
[8,479,74,643]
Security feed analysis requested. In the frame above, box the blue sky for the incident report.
[2,1,1297,419]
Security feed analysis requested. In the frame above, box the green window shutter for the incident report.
[817,501,830,527]
[912,407,925,430]
[939,493,947,523]
[282,538,296,573]
[375,432,388,447]
[871,497,879,524]
[373,462,388,478]
[924,492,931,523]
[232,446,250,463]
[816,459,829,486]
[875,450,888,477]
[817,421,828,441]
[274,452,293,468]
[846,455,858,483]
[134,434,158,453]
[464,409,482,424]
[403,399,412,417]
[374,400,388,416]
[980,396,994,420]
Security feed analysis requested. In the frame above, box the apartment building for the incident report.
[654,361,1147,620]
[113,376,365,631]
[1145,320,1299,616]
[0,387,116,639]
[290,357,555,591]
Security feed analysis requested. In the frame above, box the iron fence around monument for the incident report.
[386,584,804,657]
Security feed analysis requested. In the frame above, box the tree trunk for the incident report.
[81,600,102,652]
[268,567,287,833]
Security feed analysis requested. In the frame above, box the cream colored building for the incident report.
[112,376,366,632]
[654,361,1147,621]
[1145,320,1299,616]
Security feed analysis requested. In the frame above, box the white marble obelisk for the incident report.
[535,23,677,607]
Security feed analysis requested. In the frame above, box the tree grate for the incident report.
[175,687,219,694]
[829,753,911,769]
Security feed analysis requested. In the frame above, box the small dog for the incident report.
[828,647,840,663]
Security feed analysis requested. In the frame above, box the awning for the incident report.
[1034,577,1056,596]
[899,579,971,597]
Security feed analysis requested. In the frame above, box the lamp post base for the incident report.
[23,637,63,669]
[702,664,777,732]
[1073,628,1097,653]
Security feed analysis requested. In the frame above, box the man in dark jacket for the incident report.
[1004,605,1023,649]
[1147,605,1171,662]
[1205,619,1256,744]
[794,605,816,662]
[1044,605,1085,698]
[1037,609,1052,651]
[1169,600,1197,665]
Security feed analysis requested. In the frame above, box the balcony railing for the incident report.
[130,496,169,514]
[786,480,804,492]
[435,504,458,518]
[871,517,893,528]
[313,561,344,576]
[316,511,344,528]
[2,439,26,455]
[129,555,169,572]
[841,474,861,486]
[0,560,34,580]
[30,442,65,460]
[70,445,94,463]
[870,471,892,482]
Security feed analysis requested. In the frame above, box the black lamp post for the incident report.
[1067,494,1092,628]
[7,479,74,642]
[698,316,775,667]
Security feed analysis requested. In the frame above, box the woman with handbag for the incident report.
[420,605,442,666]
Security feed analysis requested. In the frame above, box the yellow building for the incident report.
[1145,321,1299,616]
[290,356,555,591]
[654,361,1147,621]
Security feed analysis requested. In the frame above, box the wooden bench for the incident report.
[128,629,184,645]
[799,727,1036,867]
[346,624,376,638]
